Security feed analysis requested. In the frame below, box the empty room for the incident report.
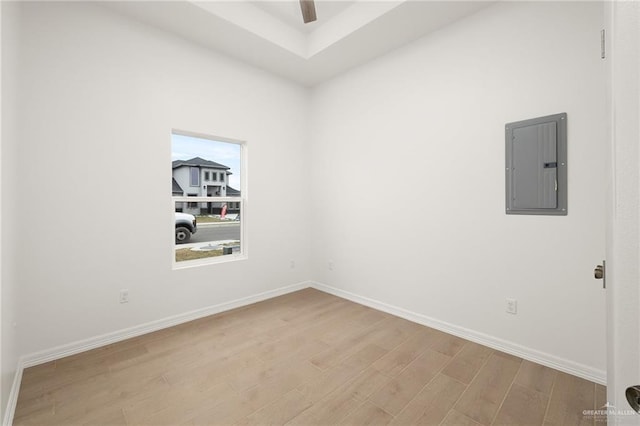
[1,0,639,425]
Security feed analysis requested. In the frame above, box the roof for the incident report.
[172,157,230,170]
[226,186,241,196]
[172,178,183,195]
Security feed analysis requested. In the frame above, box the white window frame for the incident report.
[171,130,247,269]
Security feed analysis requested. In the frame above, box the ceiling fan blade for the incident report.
[299,0,317,23]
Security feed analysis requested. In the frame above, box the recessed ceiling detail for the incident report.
[103,0,494,86]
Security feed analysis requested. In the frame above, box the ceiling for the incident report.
[103,0,495,86]
[250,1,356,34]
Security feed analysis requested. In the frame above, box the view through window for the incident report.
[172,132,244,264]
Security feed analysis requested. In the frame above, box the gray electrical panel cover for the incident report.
[505,113,567,215]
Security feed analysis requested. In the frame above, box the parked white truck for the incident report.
[175,212,197,243]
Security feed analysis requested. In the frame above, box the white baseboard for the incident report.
[21,281,310,368]
[2,360,23,426]
[310,281,607,385]
[3,279,606,425]
[2,280,310,425]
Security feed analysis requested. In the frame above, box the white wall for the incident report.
[1,1,21,420]
[310,1,607,376]
[2,2,612,419]
[7,2,311,358]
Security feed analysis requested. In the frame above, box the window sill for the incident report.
[173,253,247,270]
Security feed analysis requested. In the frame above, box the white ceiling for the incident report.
[250,1,356,34]
[103,0,495,86]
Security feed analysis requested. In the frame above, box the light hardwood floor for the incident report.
[14,288,606,425]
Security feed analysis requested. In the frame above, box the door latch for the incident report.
[594,260,606,289]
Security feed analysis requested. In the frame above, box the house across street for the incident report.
[172,156,241,216]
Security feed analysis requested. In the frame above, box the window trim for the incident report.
[171,129,247,269]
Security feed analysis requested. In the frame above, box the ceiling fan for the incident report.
[299,0,317,23]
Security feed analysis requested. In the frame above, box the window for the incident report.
[190,167,199,187]
[172,131,245,267]
[187,194,198,209]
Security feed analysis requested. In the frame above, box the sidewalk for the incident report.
[178,239,239,250]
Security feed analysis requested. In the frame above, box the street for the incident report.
[187,223,240,244]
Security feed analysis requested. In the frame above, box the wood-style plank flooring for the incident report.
[14,289,606,425]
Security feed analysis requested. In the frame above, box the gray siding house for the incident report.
[172,157,240,215]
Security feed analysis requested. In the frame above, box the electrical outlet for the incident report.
[506,298,517,314]
[290,260,295,269]
[328,260,334,271]
[120,289,129,304]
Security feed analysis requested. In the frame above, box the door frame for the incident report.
[605,1,640,422]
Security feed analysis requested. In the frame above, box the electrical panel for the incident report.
[505,113,567,215]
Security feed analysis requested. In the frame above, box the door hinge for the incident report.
[601,29,606,59]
